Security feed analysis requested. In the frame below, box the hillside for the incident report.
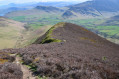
[0,7,27,16]
[0,17,25,49]
[35,6,64,12]
[5,6,64,18]
[0,17,52,49]
[62,0,119,18]
[62,10,76,18]
[1,22,119,79]
[103,15,119,26]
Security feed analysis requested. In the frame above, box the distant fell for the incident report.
[62,0,119,18]
[35,6,64,12]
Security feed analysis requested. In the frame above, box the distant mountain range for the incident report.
[5,0,119,19]
[0,7,26,16]
[0,1,78,16]
[36,1,78,7]
[2,0,119,18]
[0,1,78,8]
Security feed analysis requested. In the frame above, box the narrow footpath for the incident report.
[15,56,37,79]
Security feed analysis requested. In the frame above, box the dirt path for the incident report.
[15,57,37,79]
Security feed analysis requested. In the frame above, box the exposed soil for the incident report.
[1,22,119,79]
[14,56,37,79]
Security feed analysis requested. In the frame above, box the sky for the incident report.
[0,0,90,4]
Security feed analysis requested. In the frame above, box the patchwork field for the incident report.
[85,25,119,44]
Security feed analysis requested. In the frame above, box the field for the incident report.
[9,14,63,28]
[85,25,119,44]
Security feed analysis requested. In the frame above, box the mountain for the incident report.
[3,0,119,18]
[0,1,77,16]
[36,1,78,7]
[35,6,64,12]
[0,2,37,9]
[0,17,25,49]
[62,0,119,18]
[62,10,76,18]
[70,0,119,12]
[5,6,64,17]
[0,7,26,16]
[103,15,119,26]
[1,22,119,79]
[0,1,78,8]
[4,6,64,23]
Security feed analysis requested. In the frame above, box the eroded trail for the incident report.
[15,57,37,79]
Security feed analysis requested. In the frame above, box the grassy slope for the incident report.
[19,25,52,47]
[0,17,25,49]
[39,22,64,44]
[0,17,51,49]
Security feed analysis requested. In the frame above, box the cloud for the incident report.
[0,0,90,3]
[0,0,90,6]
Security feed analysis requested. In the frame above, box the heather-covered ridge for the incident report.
[1,22,119,79]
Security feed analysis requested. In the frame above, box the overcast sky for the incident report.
[0,0,90,4]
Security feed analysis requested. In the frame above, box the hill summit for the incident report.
[1,22,119,79]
